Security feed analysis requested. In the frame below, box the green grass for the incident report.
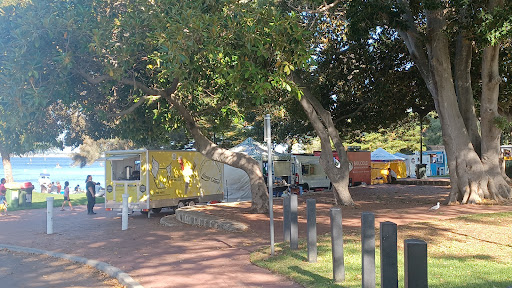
[251,212,512,288]
[6,191,104,211]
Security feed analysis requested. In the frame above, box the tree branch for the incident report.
[287,0,342,13]
[75,68,177,117]
[334,100,374,125]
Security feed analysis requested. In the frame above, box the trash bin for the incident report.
[5,183,21,209]
[416,164,427,179]
[19,190,26,206]
[20,182,34,207]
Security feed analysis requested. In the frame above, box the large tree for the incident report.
[1,0,315,212]
[0,2,71,182]
[347,0,512,203]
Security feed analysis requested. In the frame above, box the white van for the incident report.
[292,155,331,190]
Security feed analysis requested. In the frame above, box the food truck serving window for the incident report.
[106,154,141,181]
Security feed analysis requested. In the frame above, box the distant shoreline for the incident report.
[16,154,74,158]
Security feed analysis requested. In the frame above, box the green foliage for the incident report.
[344,113,423,154]
[346,0,512,121]
[423,114,443,146]
[0,2,71,157]
[57,0,313,149]
[71,137,134,167]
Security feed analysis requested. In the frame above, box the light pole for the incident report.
[264,114,275,256]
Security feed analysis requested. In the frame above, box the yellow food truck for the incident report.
[104,150,224,214]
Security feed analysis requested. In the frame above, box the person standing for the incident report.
[85,175,96,215]
[56,181,62,194]
[60,181,73,211]
[0,178,8,216]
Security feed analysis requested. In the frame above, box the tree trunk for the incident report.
[480,42,511,201]
[292,73,354,206]
[1,151,14,183]
[426,8,511,204]
[164,92,269,213]
[454,34,481,155]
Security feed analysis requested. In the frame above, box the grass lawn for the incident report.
[6,191,104,211]
[251,212,512,288]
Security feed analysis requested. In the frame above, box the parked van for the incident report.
[292,155,331,190]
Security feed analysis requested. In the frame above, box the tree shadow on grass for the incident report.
[286,249,308,262]
[436,254,494,261]
[288,265,340,288]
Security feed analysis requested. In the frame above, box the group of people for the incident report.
[47,182,62,194]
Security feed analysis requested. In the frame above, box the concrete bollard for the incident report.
[404,239,428,288]
[362,212,375,288]
[380,221,398,288]
[46,197,54,234]
[306,199,317,263]
[330,207,345,282]
[122,194,128,230]
[290,194,298,250]
[283,194,291,242]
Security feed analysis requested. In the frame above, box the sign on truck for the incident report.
[104,150,224,213]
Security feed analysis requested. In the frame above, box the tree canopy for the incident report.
[347,0,512,203]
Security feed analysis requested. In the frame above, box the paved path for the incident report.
[0,249,122,288]
[0,206,301,288]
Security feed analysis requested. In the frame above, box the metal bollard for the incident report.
[46,197,54,234]
[306,199,317,263]
[290,194,298,250]
[404,239,428,288]
[362,212,376,288]
[122,194,128,230]
[283,194,291,242]
[380,221,398,288]
[330,207,345,282]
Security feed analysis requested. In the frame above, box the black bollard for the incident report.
[404,239,428,288]
[307,199,317,263]
[330,207,345,282]
[380,221,398,288]
[283,194,291,242]
[290,194,298,250]
[362,212,375,288]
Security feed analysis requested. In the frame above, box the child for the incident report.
[0,178,7,216]
[61,181,73,211]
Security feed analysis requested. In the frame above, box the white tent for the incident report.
[371,148,405,161]
[223,138,289,202]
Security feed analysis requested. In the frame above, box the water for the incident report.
[0,156,105,192]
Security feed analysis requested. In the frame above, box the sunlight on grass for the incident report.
[251,212,512,288]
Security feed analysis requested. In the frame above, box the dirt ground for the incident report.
[191,184,512,243]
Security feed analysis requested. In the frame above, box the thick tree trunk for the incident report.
[454,34,481,155]
[292,73,354,206]
[426,8,511,204]
[480,43,511,201]
[1,152,14,183]
[164,92,269,213]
